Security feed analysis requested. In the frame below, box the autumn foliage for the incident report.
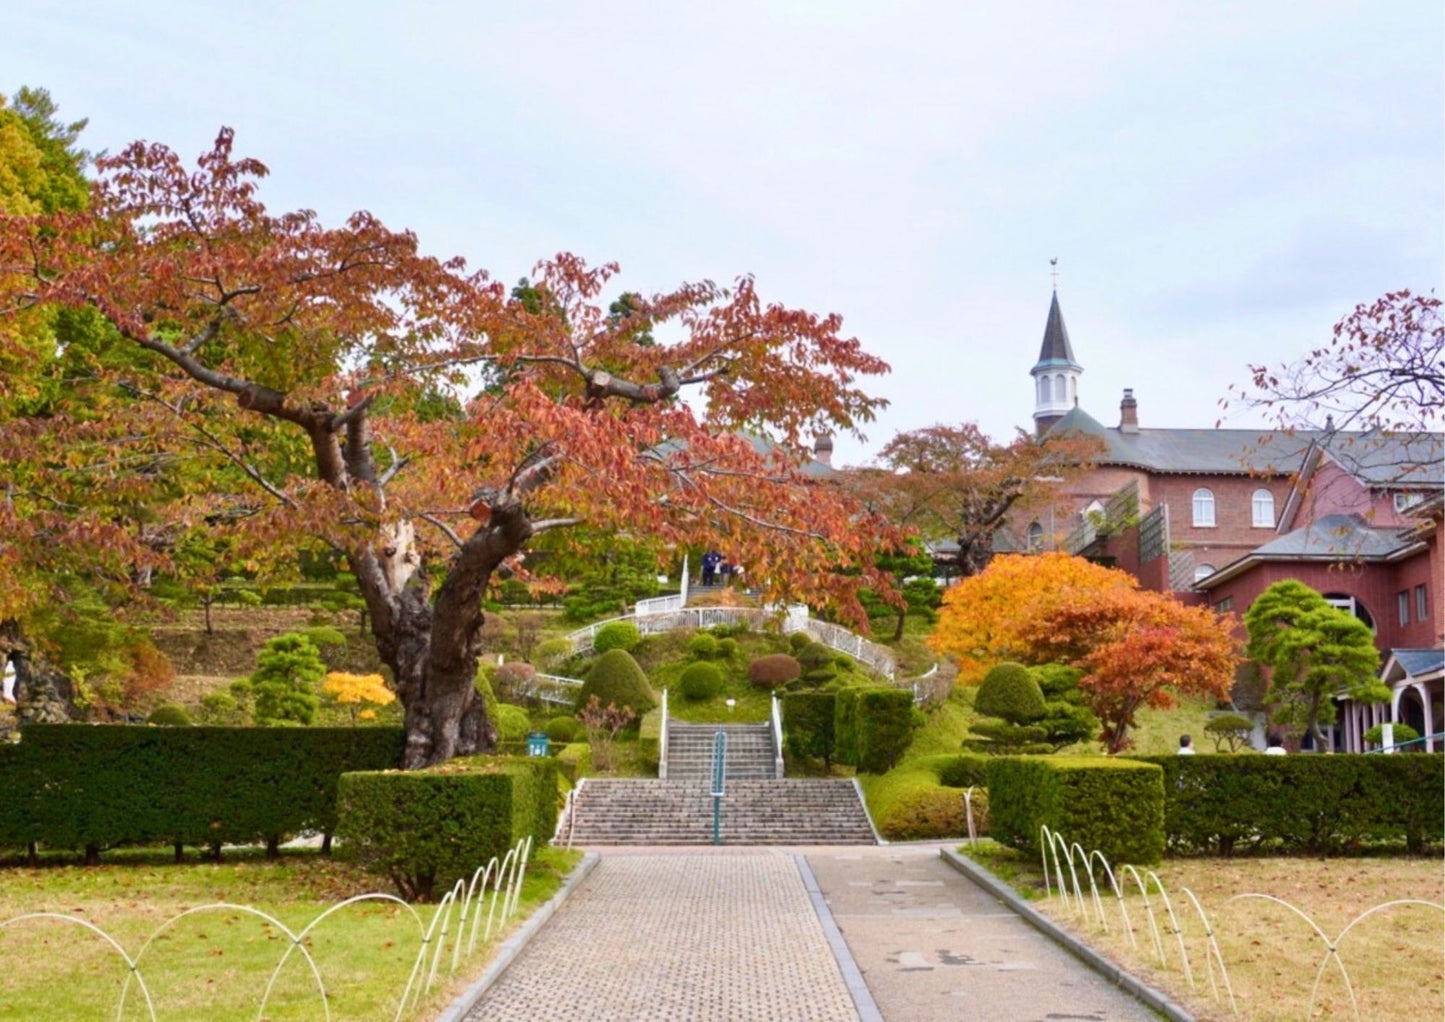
[932,553,1239,752]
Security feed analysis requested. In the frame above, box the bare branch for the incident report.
[417,512,464,550]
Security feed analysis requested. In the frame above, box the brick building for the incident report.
[1004,289,1443,751]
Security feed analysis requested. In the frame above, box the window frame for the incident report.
[1192,487,1216,527]
[1416,583,1428,621]
[1397,590,1410,627]
[1251,488,1275,528]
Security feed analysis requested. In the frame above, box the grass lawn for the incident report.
[961,841,1444,1021]
[0,845,582,1020]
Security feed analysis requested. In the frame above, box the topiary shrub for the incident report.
[336,757,557,901]
[833,688,862,766]
[532,638,575,671]
[247,634,325,725]
[687,633,719,659]
[716,638,737,659]
[301,625,348,650]
[197,691,245,725]
[860,754,991,841]
[782,692,836,768]
[788,632,810,652]
[974,663,1046,722]
[147,703,192,726]
[1204,713,1255,752]
[575,649,655,718]
[1364,722,1421,747]
[796,641,834,672]
[593,621,641,654]
[856,688,916,773]
[749,654,801,689]
[495,704,532,743]
[680,662,724,701]
[987,756,1165,864]
[545,716,580,743]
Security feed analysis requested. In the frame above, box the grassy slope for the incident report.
[0,846,582,1020]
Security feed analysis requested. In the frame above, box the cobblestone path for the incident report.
[464,852,860,1022]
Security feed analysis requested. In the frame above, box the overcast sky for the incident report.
[8,1,1441,465]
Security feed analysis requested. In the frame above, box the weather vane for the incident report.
[1050,257,1059,290]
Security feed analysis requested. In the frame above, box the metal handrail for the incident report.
[770,693,785,779]
[710,731,726,846]
[659,688,670,779]
[1364,729,1445,754]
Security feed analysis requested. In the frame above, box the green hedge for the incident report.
[859,753,990,841]
[0,725,403,860]
[987,756,1165,865]
[782,692,836,767]
[856,688,915,774]
[638,707,663,771]
[1133,754,1445,855]
[336,756,558,900]
[833,688,862,767]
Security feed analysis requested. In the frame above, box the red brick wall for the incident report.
[1294,458,1409,528]
[1147,474,1290,572]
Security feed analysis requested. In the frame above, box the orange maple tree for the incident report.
[928,552,1135,684]
[931,553,1238,751]
[850,423,1101,578]
[0,130,895,766]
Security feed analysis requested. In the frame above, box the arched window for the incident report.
[1192,488,1215,527]
[1054,373,1065,402]
[1027,521,1044,552]
[1039,376,1051,403]
[1069,376,1077,403]
[1251,488,1275,528]
[1194,563,1216,583]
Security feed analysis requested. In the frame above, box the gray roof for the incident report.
[1046,408,1444,481]
[1249,514,1415,558]
[1033,291,1080,369]
[1391,648,1445,678]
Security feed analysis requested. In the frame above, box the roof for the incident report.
[1390,648,1445,679]
[1033,291,1080,370]
[1249,514,1415,558]
[1045,411,1444,481]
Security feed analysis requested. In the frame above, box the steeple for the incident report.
[1031,285,1084,436]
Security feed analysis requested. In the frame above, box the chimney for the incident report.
[1120,388,1139,433]
[813,433,834,466]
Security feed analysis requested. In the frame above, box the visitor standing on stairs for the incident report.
[701,549,721,586]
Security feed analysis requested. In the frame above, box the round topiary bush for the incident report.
[1364,722,1420,747]
[575,649,656,717]
[493,661,538,701]
[546,716,580,743]
[788,632,810,652]
[147,703,193,726]
[974,662,1046,723]
[495,703,532,743]
[749,653,801,689]
[680,662,724,701]
[796,641,835,671]
[716,638,738,659]
[687,633,719,659]
[593,621,641,654]
[532,638,575,671]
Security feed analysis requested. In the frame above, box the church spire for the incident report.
[1030,277,1084,436]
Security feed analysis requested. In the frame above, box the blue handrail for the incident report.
[711,731,726,845]
[1364,730,1445,753]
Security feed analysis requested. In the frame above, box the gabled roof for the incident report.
[1033,291,1080,370]
[1387,648,1445,681]
[1196,513,1425,589]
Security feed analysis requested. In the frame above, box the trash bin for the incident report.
[526,732,550,757]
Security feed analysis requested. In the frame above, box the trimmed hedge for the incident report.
[860,754,990,841]
[576,649,655,717]
[0,725,403,861]
[545,716,580,743]
[638,707,663,770]
[987,756,1165,865]
[336,756,558,900]
[1133,754,1445,855]
[833,688,862,767]
[782,692,836,767]
[975,662,1045,721]
[494,704,532,742]
[593,621,642,654]
[856,689,915,773]
[687,633,719,659]
[749,654,801,689]
[679,662,724,701]
[556,741,592,783]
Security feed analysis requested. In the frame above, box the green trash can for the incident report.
[526,732,550,757]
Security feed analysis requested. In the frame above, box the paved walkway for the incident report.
[464,851,860,1021]
[805,843,1161,1022]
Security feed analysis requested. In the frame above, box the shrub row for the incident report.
[986,756,1166,865]
[783,688,915,774]
[336,756,558,900]
[859,753,990,841]
[0,725,404,861]
[1132,754,1445,854]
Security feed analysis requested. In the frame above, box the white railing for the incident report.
[785,617,897,679]
[659,688,670,780]
[894,662,940,706]
[770,693,785,779]
[517,672,584,706]
[567,607,775,653]
[634,593,686,617]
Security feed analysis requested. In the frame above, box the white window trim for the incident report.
[1192,488,1216,528]
[1251,488,1275,528]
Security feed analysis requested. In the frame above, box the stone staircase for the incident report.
[565,778,878,845]
[665,722,778,781]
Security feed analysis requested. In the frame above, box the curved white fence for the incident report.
[0,837,536,1021]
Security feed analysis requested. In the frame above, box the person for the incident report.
[1177,734,1195,755]
[701,550,721,586]
[1264,732,1287,755]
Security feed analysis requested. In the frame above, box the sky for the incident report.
[7,1,1441,466]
